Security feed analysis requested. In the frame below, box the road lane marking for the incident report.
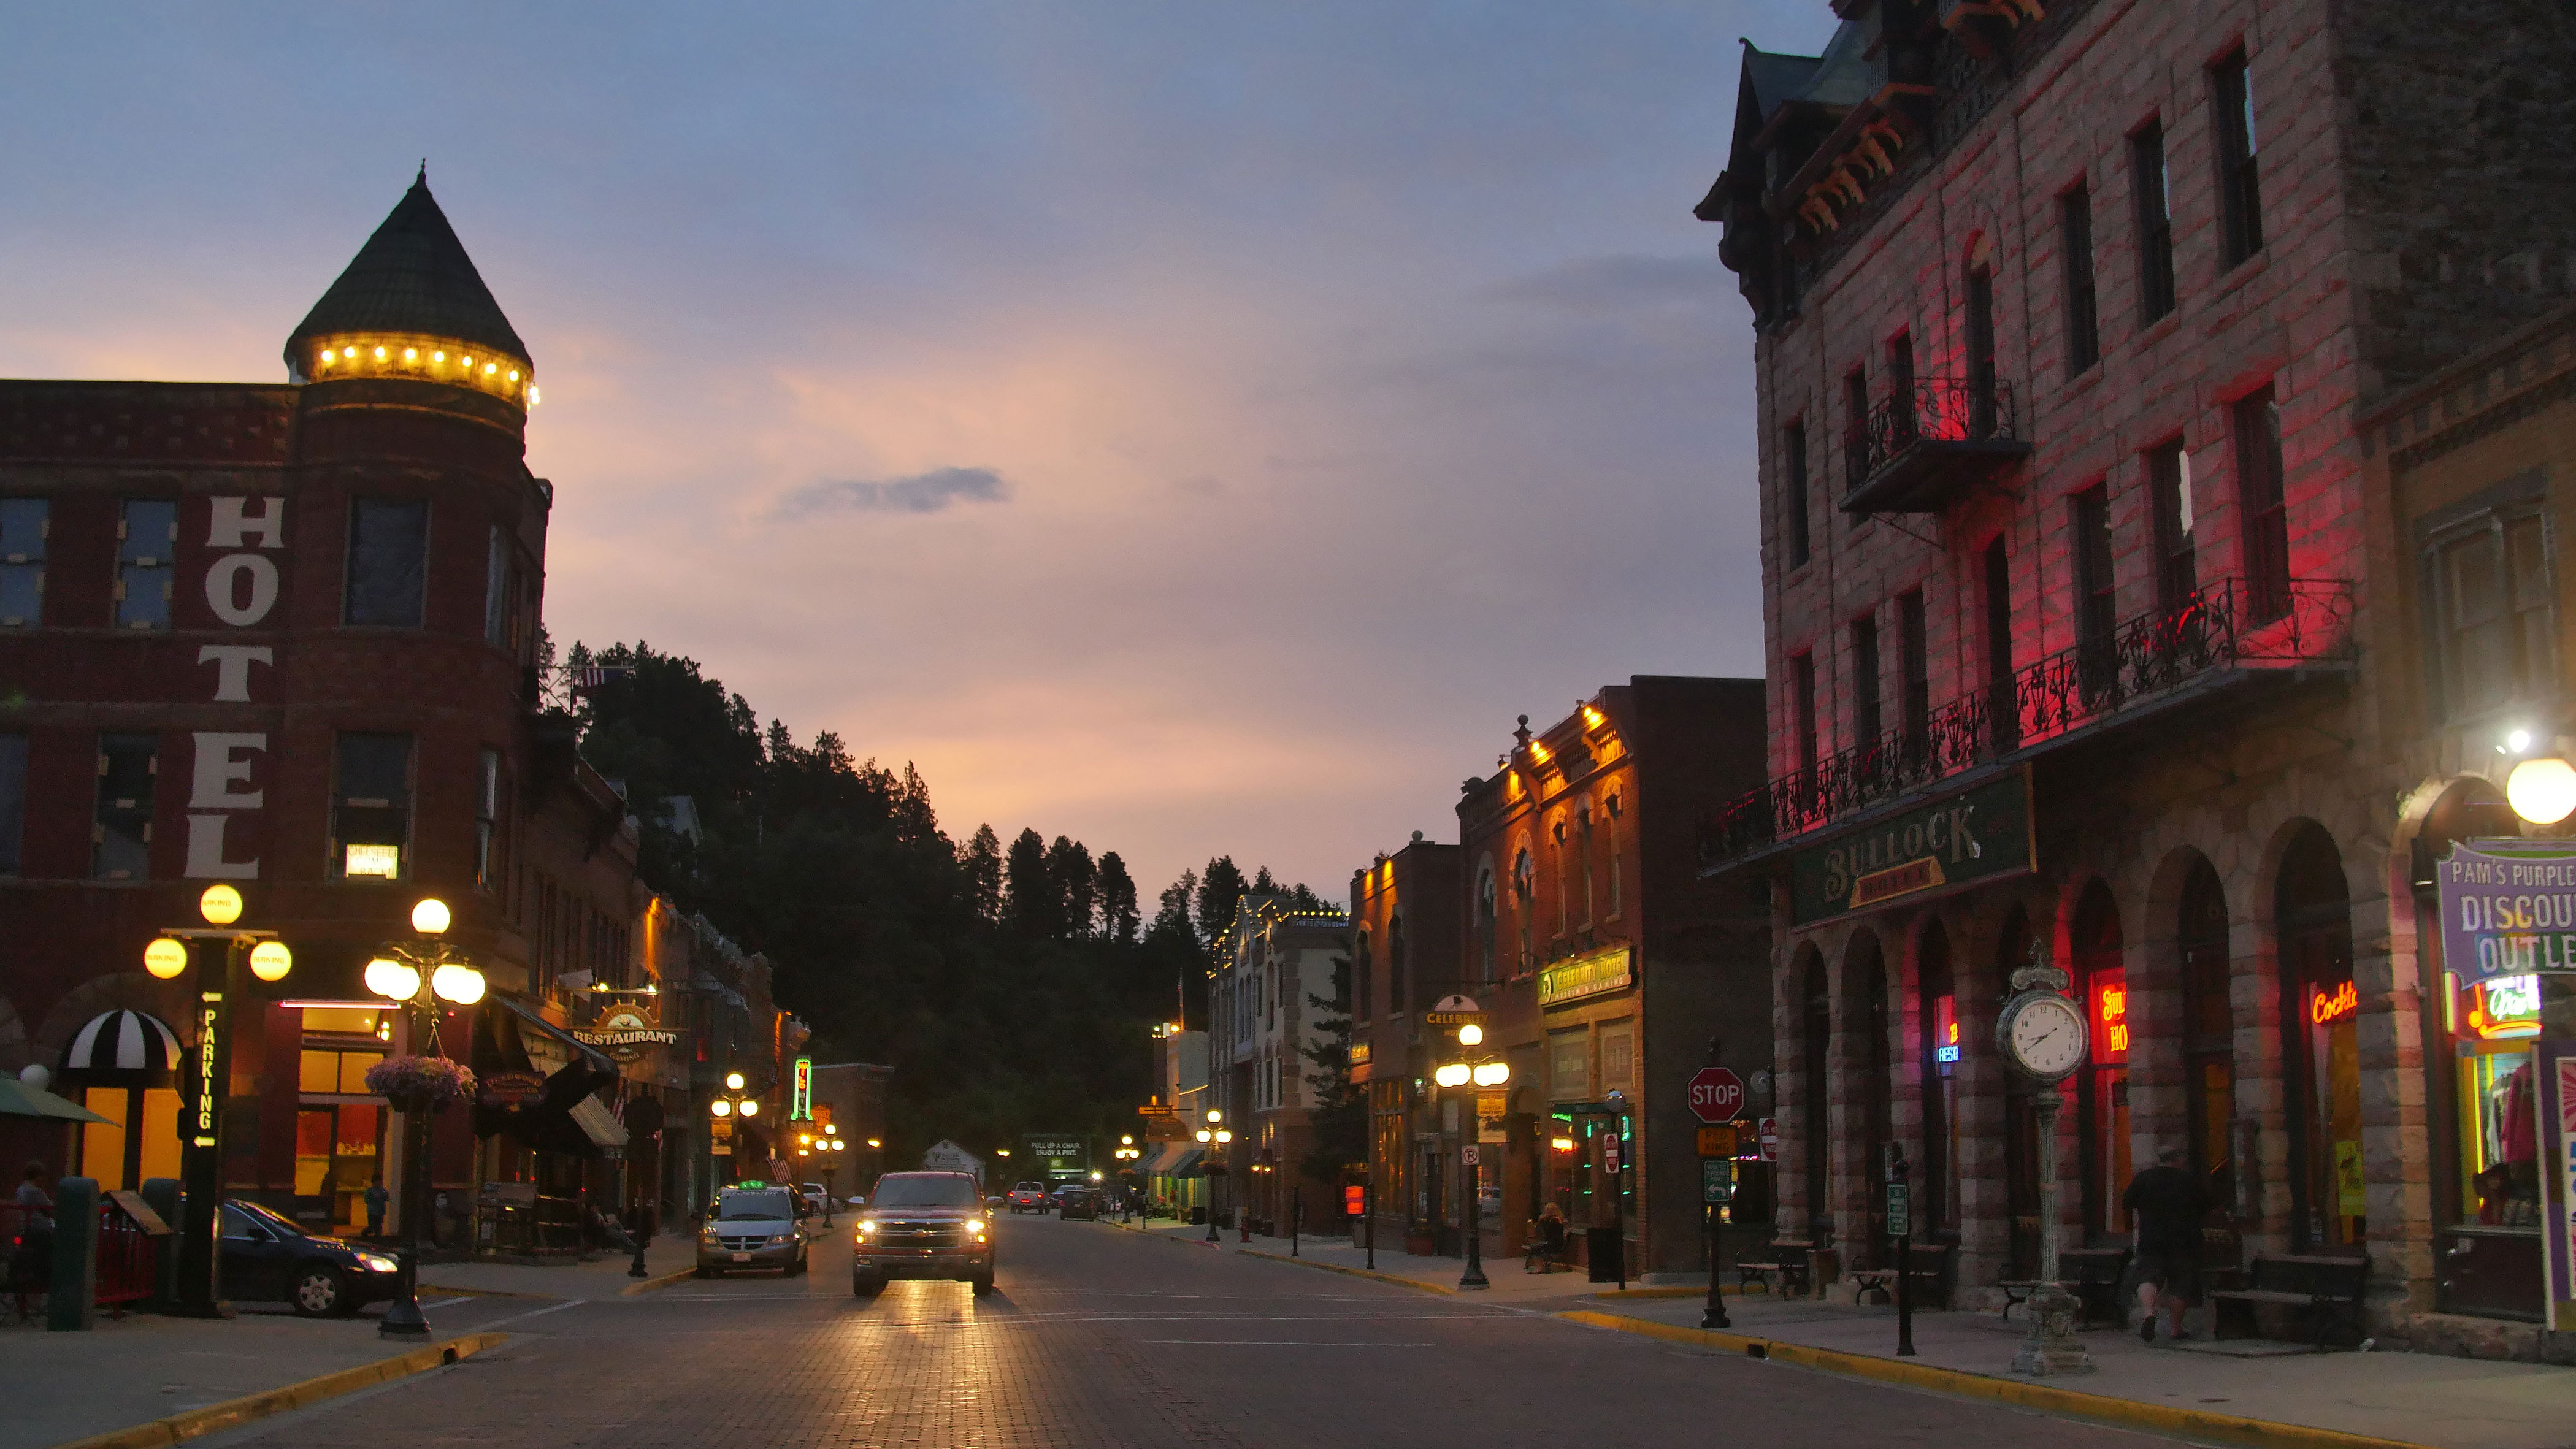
[1144,1340,1435,1346]
[476,1299,583,1329]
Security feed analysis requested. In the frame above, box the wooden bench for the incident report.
[1850,1244,1952,1307]
[2209,1253,2369,1345]
[1999,1248,2133,1326]
[1733,1239,1815,1298]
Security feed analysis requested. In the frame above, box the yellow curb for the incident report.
[1556,1312,2440,1449]
[1235,1248,1459,1296]
[618,1267,698,1296]
[49,1332,506,1449]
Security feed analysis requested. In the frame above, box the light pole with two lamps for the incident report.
[708,1072,763,1188]
[1112,1135,1141,1221]
[1434,1023,1511,1291]
[1194,1111,1231,1241]
[796,1123,848,1225]
[361,897,486,1339]
[144,884,296,1320]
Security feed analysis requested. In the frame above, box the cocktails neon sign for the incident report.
[2310,979,2359,1025]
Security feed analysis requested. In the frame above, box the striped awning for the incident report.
[1141,1144,1205,1176]
[59,1010,182,1085]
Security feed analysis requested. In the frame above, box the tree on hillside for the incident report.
[1096,853,1140,946]
[1047,836,1097,938]
[1003,828,1061,938]
[960,825,1003,925]
[1194,856,1246,946]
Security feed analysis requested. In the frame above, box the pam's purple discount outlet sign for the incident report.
[2438,839,2576,979]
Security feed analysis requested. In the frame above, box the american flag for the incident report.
[570,665,632,694]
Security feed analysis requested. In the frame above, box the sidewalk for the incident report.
[1115,1218,2576,1449]
[418,1234,696,1299]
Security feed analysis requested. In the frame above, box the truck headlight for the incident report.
[965,1218,986,1236]
[855,1219,876,1238]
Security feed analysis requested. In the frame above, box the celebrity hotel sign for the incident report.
[1789,767,2036,926]
[2436,839,2576,977]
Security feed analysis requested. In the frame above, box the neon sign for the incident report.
[1932,995,1960,1068]
[2310,979,2359,1025]
[2461,973,2543,1041]
[2093,971,2129,1063]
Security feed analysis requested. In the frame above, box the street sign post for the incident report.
[1687,1066,1746,1123]
[1696,1124,1739,1158]
[1757,1117,1780,1161]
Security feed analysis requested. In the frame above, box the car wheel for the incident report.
[291,1266,348,1317]
[970,1272,994,1296]
[852,1273,884,1296]
[788,1251,808,1277]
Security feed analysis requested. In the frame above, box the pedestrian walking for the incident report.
[10,1162,56,1322]
[364,1176,389,1238]
[433,1190,453,1248]
[2122,1143,2210,1342]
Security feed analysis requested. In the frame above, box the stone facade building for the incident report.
[1700,0,2576,1353]
[1206,895,1350,1233]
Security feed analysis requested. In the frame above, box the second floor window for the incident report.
[347,499,429,627]
[93,732,156,881]
[1355,928,1373,1020]
[1984,538,2017,749]
[333,732,414,880]
[0,500,45,628]
[1476,866,1497,980]
[2132,121,2177,323]
[2213,50,2264,267]
[476,746,503,890]
[117,500,177,630]
[1386,912,1407,1012]
[2074,484,2118,692]
[2234,388,2289,619]
[1899,590,1931,753]
[1783,422,1811,568]
[2429,509,2554,721]
[1793,651,1820,778]
[1852,614,1883,746]
[2149,440,2198,611]
[1965,270,1998,435]
[1844,369,1871,486]
[2061,185,2101,375]
[1888,331,1918,439]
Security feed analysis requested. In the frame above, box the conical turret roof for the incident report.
[286,168,530,372]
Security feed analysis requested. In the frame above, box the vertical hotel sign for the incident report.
[1788,767,2036,927]
[792,1057,813,1120]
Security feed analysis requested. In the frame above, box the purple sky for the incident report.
[2,4,1834,901]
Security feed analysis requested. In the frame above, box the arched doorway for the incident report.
[1850,931,1893,1260]
[1800,950,1831,1243]
[1917,922,1961,1237]
[2069,881,2129,1239]
[2276,824,2362,1252]
[2177,859,2236,1213]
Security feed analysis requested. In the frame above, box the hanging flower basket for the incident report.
[365,1055,477,1114]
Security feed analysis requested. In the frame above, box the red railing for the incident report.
[97,1198,157,1314]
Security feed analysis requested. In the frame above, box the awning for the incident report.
[497,996,615,1076]
[569,1095,630,1149]
[1142,1144,1203,1176]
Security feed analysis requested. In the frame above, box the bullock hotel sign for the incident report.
[1788,767,2036,927]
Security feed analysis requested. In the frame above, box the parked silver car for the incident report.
[697,1185,811,1277]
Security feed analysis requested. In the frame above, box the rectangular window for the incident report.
[483,527,511,646]
[93,732,156,880]
[116,500,177,631]
[2074,484,2118,695]
[2061,185,2101,375]
[475,747,502,890]
[1549,1030,1590,1103]
[0,734,25,876]
[2148,440,2198,611]
[2132,122,2177,323]
[1852,614,1883,747]
[1597,1023,1634,1092]
[1792,651,1819,776]
[345,499,429,627]
[2234,388,2289,620]
[1984,537,2018,750]
[1783,422,1811,568]
[1898,590,1931,756]
[2431,511,2555,720]
[1888,331,1917,440]
[1965,270,1999,437]
[332,733,415,880]
[2213,50,2264,267]
[0,499,46,628]
[1844,369,1871,488]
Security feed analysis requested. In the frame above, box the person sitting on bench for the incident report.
[1527,1202,1570,1270]
[2122,1144,2209,1343]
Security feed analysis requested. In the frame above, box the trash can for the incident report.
[1586,1226,1624,1283]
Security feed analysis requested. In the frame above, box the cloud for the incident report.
[772,466,1011,519]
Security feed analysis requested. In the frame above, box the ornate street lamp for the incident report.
[362,898,485,1339]
[1434,1034,1510,1291]
[147,885,294,1319]
[708,1071,762,1185]
[1195,1111,1232,1242]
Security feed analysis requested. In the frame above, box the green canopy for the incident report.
[0,1077,115,1124]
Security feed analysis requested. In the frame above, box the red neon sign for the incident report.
[2309,979,2358,1026]
[2092,971,2129,1064]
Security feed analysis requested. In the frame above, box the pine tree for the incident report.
[1003,828,1061,938]
[960,824,1003,925]
[1155,870,1197,938]
[1096,853,1140,945]
[1195,856,1246,947]
[1299,955,1365,1185]
[1047,836,1097,938]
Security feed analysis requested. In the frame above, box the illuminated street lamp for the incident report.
[708,1071,763,1185]
[1434,1037,1510,1291]
[150,885,294,1320]
[361,898,483,1339]
[1195,1111,1232,1242]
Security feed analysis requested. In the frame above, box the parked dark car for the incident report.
[221,1200,403,1316]
[1057,1189,1103,1221]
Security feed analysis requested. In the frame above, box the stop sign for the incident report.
[1687,1066,1746,1123]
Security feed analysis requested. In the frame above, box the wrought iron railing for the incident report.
[1705,578,2356,862]
[1842,374,2022,492]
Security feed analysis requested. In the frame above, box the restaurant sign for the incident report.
[569,1006,680,1063]
[2436,839,2576,977]
[1789,767,2035,927]
[1538,944,1633,1007]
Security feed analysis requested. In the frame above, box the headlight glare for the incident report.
[356,1253,398,1272]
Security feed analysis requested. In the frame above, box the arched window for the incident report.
[1475,865,1497,982]
[1387,911,1408,1016]
[1801,952,1833,1241]
[1512,847,1535,973]
[1577,801,1597,928]
[1354,928,1373,1024]
[1919,923,1960,1233]
[2276,825,2360,1250]
[1853,931,1892,1256]
[2177,860,2233,1208]
[2069,881,2127,1235]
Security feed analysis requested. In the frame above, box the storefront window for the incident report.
[2279,825,2361,1249]
[2178,863,2236,1209]
[1919,925,1960,1233]
[2452,975,2544,1226]
[2071,883,2129,1239]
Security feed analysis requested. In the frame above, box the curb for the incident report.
[1556,1312,2440,1449]
[1592,1285,1755,1299]
[50,1332,507,1449]
[618,1267,697,1296]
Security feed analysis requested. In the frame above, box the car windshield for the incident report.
[1016,1182,1045,1193]
[716,1190,794,1221]
[870,1175,979,1209]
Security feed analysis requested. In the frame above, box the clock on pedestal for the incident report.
[1997,940,2096,1376]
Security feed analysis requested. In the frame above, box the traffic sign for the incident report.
[1460,1144,1480,1166]
[1344,1185,1365,1215]
[1696,1124,1739,1158]
[1757,1117,1780,1161]
[1703,1158,1735,1204]
[1601,1144,1620,1175]
[1687,1066,1746,1123]
[1885,1181,1911,1238]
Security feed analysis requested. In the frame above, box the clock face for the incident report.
[2004,995,2088,1080]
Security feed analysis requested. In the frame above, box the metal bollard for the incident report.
[142,1179,183,1311]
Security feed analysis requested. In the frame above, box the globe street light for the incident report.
[362,898,484,1339]
[1195,1111,1230,1242]
[1434,1044,1510,1291]
[151,884,294,1319]
[707,1073,763,1183]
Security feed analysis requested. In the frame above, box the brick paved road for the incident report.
[215,1217,2180,1449]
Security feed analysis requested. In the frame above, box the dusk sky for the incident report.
[3,4,1834,902]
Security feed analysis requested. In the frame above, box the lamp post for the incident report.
[707,1071,763,1187]
[1112,1135,1140,1221]
[146,884,294,1320]
[361,897,485,1339]
[1194,1111,1231,1242]
[816,1124,843,1226]
[1435,1027,1510,1291]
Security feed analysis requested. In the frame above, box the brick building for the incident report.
[0,173,735,1253]
[1349,834,1460,1252]
[1206,895,1349,1233]
[1444,679,1771,1276]
[1700,0,2576,1350]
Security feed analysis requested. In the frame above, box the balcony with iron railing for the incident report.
[1703,578,2358,865]
[1842,374,2032,513]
